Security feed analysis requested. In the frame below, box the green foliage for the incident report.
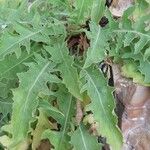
[121,62,146,85]
[107,3,150,84]
[0,97,12,127]
[0,0,149,150]
[45,42,82,100]
[84,22,109,68]
[0,23,49,59]
[71,124,101,150]
[31,109,51,150]
[91,0,105,24]
[0,46,38,80]
[41,86,75,150]
[81,66,122,150]
[10,55,60,148]
[139,60,150,83]
[119,8,150,55]
[74,0,93,24]
[72,0,105,24]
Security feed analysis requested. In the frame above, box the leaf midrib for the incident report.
[23,62,50,112]
[0,29,43,57]
[86,72,108,122]
[114,29,150,39]
[77,0,85,22]
[79,125,88,150]
[0,50,39,78]
[58,95,72,150]
[59,45,80,98]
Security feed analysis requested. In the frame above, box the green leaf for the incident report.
[0,97,12,115]
[73,0,105,24]
[10,55,59,148]
[81,66,123,150]
[124,33,135,47]
[0,0,28,25]
[45,43,82,100]
[0,23,48,59]
[42,129,72,150]
[0,53,26,80]
[108,6,150,84]
[0,79,16,99]
[0,80,17,128]
[134,36,149,54]
[144,47,150,60]
[133,0,150,20]
[55,85,75,124]
[114,11,150,55]
[42,85,75,150]
[121,62,147,85]
[0,97,12,124]
[84,22,109,68]
[139,60,150,83]
[0,46,39,80]
[74,0,92,24]
[91,0,105,24]
[71,124,101,150]
[0,79,17,127]
[38,100,64,118]
[32,110,51,150]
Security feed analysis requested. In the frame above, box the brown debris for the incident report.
[37,140,51,150]
[67,33,89,56]
[109,0,133,17]
[75,100,83,125]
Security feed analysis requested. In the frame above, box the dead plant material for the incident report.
[67,33,89,56]
[37,139,51,150]
[110,0,133,17]
[75,100,83,125]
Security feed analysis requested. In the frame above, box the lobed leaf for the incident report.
[74,0,92,24]
[91,0,105,24]
[41,86,75,150]
[0,97,12,125]
[71,124,101,150]
[42,129,71,150]
[10,55,60,148]
[139,60,150,83]
[84,22,109,68]
[0,23,48,59]
[81,66,123,150]
[32,110,51,150]
[0,45,39,80]
[45,43,82,100]
[115,8,150,55]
